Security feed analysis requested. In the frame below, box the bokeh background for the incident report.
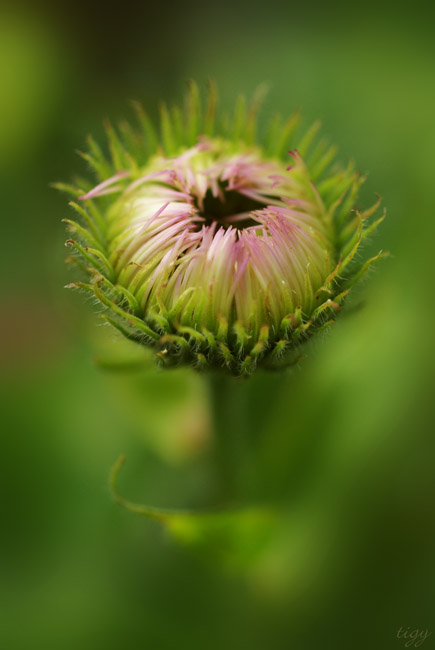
[1,1,434,648]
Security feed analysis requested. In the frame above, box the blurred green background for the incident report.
[1,1,434,649]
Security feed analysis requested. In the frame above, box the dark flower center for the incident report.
[197,182,265,230]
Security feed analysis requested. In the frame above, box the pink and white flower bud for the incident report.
[59,83,386,374]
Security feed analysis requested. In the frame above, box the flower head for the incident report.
[59,82,386,375]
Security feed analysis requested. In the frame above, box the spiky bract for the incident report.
[58,81,386,375]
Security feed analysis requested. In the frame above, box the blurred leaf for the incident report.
[111,455,278,570]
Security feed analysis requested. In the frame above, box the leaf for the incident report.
[110,456,278,569]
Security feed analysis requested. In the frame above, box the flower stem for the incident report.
[208,373,250,504]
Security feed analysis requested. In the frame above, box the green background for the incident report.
[1,2,434,648]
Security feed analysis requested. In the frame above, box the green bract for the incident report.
[58,81,386,375]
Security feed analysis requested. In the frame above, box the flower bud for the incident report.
[59,82,386,375]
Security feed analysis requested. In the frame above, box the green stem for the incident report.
[208,373,250,504]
